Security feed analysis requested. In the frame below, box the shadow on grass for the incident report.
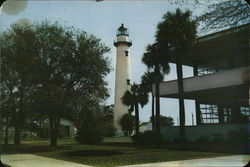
[98,142,248,154]
[1,144,71,154]
[64,150,123,157]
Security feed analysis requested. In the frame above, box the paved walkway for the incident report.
[2,154,249,167]
[119,155,250,167]
[1,154,92,167]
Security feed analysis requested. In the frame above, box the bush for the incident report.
[211,133,225,142]
[196,135,210,143]
[104,122,117,137]
[227,128,249,143]
[75,125,105,144]
[58,125,71,138]
[36,124,50,139]
[75,112,106,144]
[132,130,163,144]
[119,113,135,136]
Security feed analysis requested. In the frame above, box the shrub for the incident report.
[196,135,210,143]
[75,125,105,144]
[104,122,117,137]
[119,113,135,136]
[150,115,174,126]
[132,130,163,144]
[211,133,225,142]
[227,128,249,143]
[36,124,50,139]
[75,112,106,144]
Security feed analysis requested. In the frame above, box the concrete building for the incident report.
[139,122,152,133]
[113,24,132,135]
[155,23,250,142]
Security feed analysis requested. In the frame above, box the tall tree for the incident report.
[197,0,250,33]
[0,24,37,144]
[141,71,163,131]
[33,21,110,146]
[156,8,197,141]
[121,83,148,135]
[142,43,170,135]
[0,20,111,146]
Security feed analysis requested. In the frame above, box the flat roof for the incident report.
[168,23,250,66]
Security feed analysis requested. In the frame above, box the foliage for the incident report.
[156,8,197,141]
[132,130,163,144]
[142,43,170,135]
[156,8,197,53]
[150,115,174,126]
[197,0,250,33]
[121,84,148,135]
[211,133,225,142]
[100,105,116,137]
[141,71,163,132]
[119,113,135,136]
[122,84,148,109]
[227,128,249,143]
[103,122,117,137]
[0,20,111,146]
[141,71,163,93]
[75,110,106,144]
[196,135,210,143]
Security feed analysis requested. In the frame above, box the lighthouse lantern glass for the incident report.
[116,24,129,36]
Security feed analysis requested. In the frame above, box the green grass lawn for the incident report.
[1,138,231,167]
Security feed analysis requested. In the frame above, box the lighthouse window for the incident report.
[125,51,129,57]
[126,79,130,85]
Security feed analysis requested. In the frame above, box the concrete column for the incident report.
[193,65,201,125]
[231,102,241,123]
[248,37,250,106]
[218,104,224,124]
[195,100,201,125]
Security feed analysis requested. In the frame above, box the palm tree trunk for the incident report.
[49,117,58,147]
[14,126,21,145]
[151,93,155,132]
[4,117,9,145]
[176,53,185,142]
[155,81,161,134]
[135,103,139,135]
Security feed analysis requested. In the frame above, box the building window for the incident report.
[198,66,216,76]
[200,104,219,124]
[223,107,232,123]
[241,106,250,120]
[126,79,130,85]
[125,51,129,56]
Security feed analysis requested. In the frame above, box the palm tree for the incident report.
[142,43,170,135]
[141,71,163,131]
[156,8,197,141]
[121,83,148,135]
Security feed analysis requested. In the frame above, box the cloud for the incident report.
[2,0,27,15]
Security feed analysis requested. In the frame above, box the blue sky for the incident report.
[0,0,210,125]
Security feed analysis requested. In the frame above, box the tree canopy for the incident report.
[197,0,250,33]
[0,20,111,146]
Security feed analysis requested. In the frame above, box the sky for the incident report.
[0,0,211,125]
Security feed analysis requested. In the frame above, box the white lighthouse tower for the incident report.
[113,24,132,135]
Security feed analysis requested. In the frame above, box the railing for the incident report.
[114,39,132,43]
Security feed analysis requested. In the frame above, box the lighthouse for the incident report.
[113,24,132,135]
